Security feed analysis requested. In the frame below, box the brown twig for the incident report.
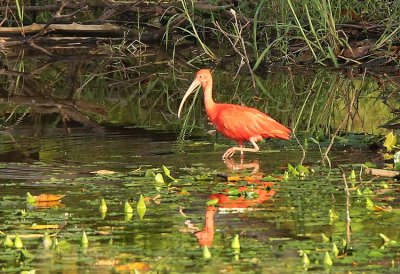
[214,9,255,87]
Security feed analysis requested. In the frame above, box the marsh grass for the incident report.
[171,0,399,68]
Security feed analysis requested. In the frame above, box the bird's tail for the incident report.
[261,117,291,140]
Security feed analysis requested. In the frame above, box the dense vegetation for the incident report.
[1,0,399,67]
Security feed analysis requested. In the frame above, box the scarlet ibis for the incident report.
[178,69,291,159]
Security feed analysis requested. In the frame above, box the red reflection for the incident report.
[191,159,280,247]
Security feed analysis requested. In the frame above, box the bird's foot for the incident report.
[222,147,236,159]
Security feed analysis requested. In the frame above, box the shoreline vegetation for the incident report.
[0,0,399,68]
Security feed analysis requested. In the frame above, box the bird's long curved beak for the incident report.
[177,78,201,118]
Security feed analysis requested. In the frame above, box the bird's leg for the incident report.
[222,137,259,159]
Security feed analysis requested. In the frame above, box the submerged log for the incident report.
[364,168,400,177]
[0,95,106,130]
[0,23,135,36]
[0,23,166,45]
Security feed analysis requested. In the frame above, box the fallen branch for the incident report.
[0,23,133,35]
[364,168,400,177]
[0,95,106,129]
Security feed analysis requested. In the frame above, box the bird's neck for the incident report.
[203,81,217,121]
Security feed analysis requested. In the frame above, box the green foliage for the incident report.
[203,245,212,259]
[231,234,240,249]
[14,234,23,249]
[81,231,89,246]
[323,251,333,266]
[137,194,147,220]
[383,131,398,152]
[124,201,133,214]
[99,198,108,213]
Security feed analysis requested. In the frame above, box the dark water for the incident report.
[0,124,399,273]
[0,46,399,273]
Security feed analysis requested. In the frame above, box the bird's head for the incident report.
[178,69,212,118]
[195,69,212,87]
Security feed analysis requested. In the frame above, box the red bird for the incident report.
[178,69,291,159]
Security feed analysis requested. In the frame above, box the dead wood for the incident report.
[364,168,400,177]
[0,23,135,35]
[0,95,106,129]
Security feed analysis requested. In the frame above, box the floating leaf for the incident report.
[162,165,176,181]
[26,192,36,203]
[231,234,240,249]
[42,232,52,249]
[57,240,71,251]
[35,193,65,202]
[30,224,60,230]
[383,131,397,152]
[124,213,133,222]
[206,198,219,206]
[288,164,299,177]
[114,261,151,272]
[90,170,116,175]
[179,188,190,196]
[3,234,13,247]
[20,248,35,259]
[374,204,392,212]
[124,201,133,214]
[384,153,394,160]
[137,194,147,220]
[20,270,36,274]
[99,198,108,213]
[365,197,375,210]
[228,188,241,197]
[145,169,156,177]
[14,234,23,249]
[296,164,310,176]
[194,174,213,181]
[154,173,165,184]
[81,231,89,246]
[96,258,119,266]
[302,252,310,266]
[245,191,258,199]
[321,233,330,243]
[323,251,333,266]
[332,243,339,257]
[33,200,64,209]
[363,187,373,195]
[203,245,212,259]
[363,161,377,168]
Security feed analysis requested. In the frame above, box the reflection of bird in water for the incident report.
[185,159,279,247]
[223,158,260,173]
[178,69,291,159]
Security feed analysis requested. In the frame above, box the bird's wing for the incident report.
[212,104,291,141]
